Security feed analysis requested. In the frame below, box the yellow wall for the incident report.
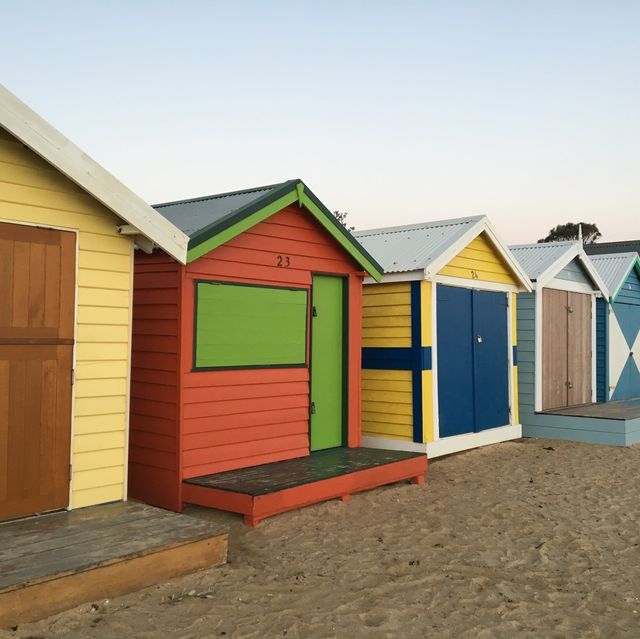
[438,232,519,285]
[0,127,133,509]
[362,369,413,440]
[362,282,411,348]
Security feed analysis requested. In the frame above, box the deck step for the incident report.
[0,502,228,628]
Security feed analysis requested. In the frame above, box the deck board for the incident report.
[185,447,425,496]
[543,397,640,420]
[0,502,227,592]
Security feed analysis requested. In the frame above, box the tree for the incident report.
[537,222,601,244]
[333,210,355,232]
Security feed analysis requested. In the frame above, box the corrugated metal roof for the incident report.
[153,182,286,237]
[584,240,640,257]
[589,252,639,298]
[508,241,576,281]
[353,216,484,273]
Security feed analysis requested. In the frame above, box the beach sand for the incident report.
[3,438,640,638]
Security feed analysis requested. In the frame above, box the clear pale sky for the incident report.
[1,1,638,243]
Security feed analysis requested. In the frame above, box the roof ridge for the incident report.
[354,215,485,237]
[153,180,294,209]
[509,240,576,250]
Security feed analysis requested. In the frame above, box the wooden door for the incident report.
[567,291,592,406]
[542,288,593,410]
[309,275,345,451]
[542,289,568,410]
[0,222,75,521]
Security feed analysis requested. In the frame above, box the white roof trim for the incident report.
[534,242,609,297]
[0,83,188,264]
[424,216,532,291]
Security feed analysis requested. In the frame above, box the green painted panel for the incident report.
[195,282,308,368]
[310,275,345,451]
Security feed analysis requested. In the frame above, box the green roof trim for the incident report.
[185,180,383,280]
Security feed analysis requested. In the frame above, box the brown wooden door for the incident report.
[541,288,592,411]
[0,222,75,521]
[567,291,592,406]
[542,288,568,410]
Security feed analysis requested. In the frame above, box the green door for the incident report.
[310,275,345,451]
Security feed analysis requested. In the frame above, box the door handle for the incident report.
[475,334,483,343]
[565,381,573,389]
[310,402,316,415]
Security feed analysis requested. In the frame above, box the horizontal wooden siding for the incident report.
[0,127,133,509]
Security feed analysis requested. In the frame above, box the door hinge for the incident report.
[312,306,318,317]
[310,401,316,415]
[71,368,75,385]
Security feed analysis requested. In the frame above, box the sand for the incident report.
[3,438,640,639]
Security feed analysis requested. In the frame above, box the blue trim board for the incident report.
[362,347,413,370]
[512,345,518,366]
[410,281,424,442]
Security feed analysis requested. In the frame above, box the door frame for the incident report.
[0,217,79,512]
[431,276,516,442]
[308,272,349,450]
[534,282,597,412]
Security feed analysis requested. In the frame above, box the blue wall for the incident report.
[596,297,608,403]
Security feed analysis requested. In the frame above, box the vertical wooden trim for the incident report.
[534,286,543,412]
[177,267,189,510]
[67,229,79,511]
[431,281,440,441]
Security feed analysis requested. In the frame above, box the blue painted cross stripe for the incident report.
[361,347,432,371]
[512,345,518,367]
[411,281,424,443]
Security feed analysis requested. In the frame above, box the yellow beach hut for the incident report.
[354,216,532,458]
[0,84,188,521]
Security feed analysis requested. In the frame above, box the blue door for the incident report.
[437,285,510,437]
[437,286,475,437]
[472,289,510,430]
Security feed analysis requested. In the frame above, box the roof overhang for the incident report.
[423,216,533,291]
[534,242,609,297]
[185,179,384,280]
[609,254,640,301]
[0,83,188,263]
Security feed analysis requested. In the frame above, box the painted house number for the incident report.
[277,255,291,267]
[470,270,479,279]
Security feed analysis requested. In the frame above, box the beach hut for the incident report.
[507,241,640,445]
[128,180,427,526]
[0,84,188,522]
[590,253,640,402]
[353,216,532,458]
[584,239,640,258]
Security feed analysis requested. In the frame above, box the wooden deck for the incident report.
[183,447,428,526]
[543,397,640,420]
[0,502,228,628]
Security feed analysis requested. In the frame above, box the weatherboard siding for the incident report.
[515,293,536,416]
[362,369,414,441]
[437,232,518,285]
[617,267,640,306]
[0,126,133,509]
[596,298,607,402]
[550,257,592,288]
[362,283,412,348]
[128,252,182,510]
[180,206,363,478]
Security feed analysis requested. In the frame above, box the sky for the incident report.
[1,1,638,243]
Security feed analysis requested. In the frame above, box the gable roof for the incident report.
[589,252,640,301]
[153,179,384,280]
[0,83,188,263]
[354,215,531,288]
[509,240,608,296]
[584,240,640,258]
